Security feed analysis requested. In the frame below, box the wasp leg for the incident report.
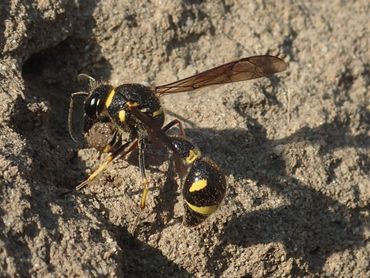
[60,139,138,196]
[103,119,183,158]
[102,129,122,153]
[138,136,151,209]
[68,91,89,142]
[128,105,182,160]
[162,119,185,136]
[75,139,138,191]
[162,119,190,176]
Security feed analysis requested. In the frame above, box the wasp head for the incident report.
[68,74,113,142]
[84,84,113,120]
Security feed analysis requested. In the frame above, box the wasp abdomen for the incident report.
[171,136,226,226]
[182,158,226,226]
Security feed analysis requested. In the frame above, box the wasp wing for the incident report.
[155,55,287,95]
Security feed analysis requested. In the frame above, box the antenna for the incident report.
[68,91,89,142]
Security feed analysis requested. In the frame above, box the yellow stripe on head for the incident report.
[189,179,207,192]
[185,200,218,215]
[105,88,116,108]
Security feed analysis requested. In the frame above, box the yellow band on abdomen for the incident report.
[185,200,218,215]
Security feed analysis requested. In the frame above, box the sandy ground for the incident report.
[0,0,369,277]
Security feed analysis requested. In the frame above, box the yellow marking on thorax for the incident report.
[127,101,139,107]
[105,88,116,108]
[185,148,201,164]
[152,107,163,117]
[185,200,218,215]
[118,110,126,122]
[189,179,207,192]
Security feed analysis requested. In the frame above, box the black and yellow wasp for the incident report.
[65,55,287,226]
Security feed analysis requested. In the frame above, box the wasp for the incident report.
[64,55,287,226]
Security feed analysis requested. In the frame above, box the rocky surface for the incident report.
[0,0,369,277]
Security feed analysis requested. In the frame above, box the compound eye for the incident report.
[84,94,99,118]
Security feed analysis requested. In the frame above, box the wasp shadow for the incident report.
[108,220,192,277]
[101,105,368,275]
[181,112,368,274]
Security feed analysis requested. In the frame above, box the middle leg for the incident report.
[138,135,150,209]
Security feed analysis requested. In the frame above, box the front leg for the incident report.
[60,137,137,196]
